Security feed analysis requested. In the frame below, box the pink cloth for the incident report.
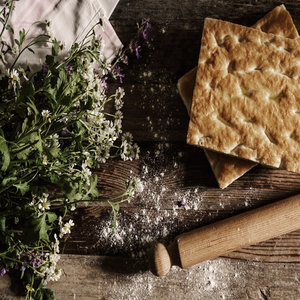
[3,0,122,69]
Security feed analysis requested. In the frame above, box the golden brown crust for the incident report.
[180,6,298,188]
[253,5,298,38]
[187,17,300,173]
[177,67,197,113]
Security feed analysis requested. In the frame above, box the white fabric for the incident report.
[3,0,121,70]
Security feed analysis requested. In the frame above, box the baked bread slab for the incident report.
[179,5,298,188]
[187,17,300,174]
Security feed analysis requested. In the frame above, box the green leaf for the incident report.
[19,28,25,45]
[49,145,59,158]
[51,40,59,56]
[16,146,31,160]
[0,216,6,232]
[6,24,14,34]
[14,39,20,47]
[40,288,55,300]
[26,97,39,116]
[61,95,72,106]
[21,118,28,134]
[46,212,57,224]
[45,55,54,67]
[88,175,99,197]
[0,135,10,171]
[13,182,30,196]
[2,176,17,186]
[32,214,49,241]
[21,81,35,98]
[27,47,35,54]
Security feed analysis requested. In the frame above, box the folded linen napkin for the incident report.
[2,0,122,69]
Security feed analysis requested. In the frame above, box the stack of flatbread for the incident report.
[178,5,300,188]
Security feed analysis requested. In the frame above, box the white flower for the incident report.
[9,69,20,90]
[132,143,140,160]
[18,67,28,80]
[115,97,123,110]
[41,110,51,118]
[42,155,48,165]
[38,193,50,211]
[114,87,124,110]
[96,144,110,163]
[45,22,55,42]
[27,107,32,116]
[120,140,140,161]
[116,87,125,99]
[122,132,133,143]
[115,110,123,120]
[51,233,60,254]
[10,69,19,83]
[60,219,74,235]
[82,162,92,177]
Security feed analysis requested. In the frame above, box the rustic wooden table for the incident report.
[2,1,300,299]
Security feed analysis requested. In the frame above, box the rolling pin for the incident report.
[150,193,300,276]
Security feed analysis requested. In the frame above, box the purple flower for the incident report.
[112,64,125,83]
[20,265,26,272]
[0,268,8,276]
[42,63,48,75]
[101,76,108,90]
[141,18,151,40]
[20,169,28,177]
[64,64,73,75]
[61,130,68,136]
[135,45,141,59]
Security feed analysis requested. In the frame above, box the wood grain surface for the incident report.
[2,0,300,299]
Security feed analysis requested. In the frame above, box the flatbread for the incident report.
[179,5,298,188]
[187,17,300,173]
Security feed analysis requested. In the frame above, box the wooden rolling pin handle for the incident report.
[150,193,300,276]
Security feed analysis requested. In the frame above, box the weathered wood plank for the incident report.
[2,255,300,300]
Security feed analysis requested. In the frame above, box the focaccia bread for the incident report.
[179,5,298,188]
[187,17,300,174]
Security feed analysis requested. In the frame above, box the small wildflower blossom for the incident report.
[41,109,51,118]
[64,64,73,75]
[9,69,19,90]
[96,144,110,163]
[141,18,151,40]
[18,67,28,80]
[26,284,35,292]
[101,76,108,90]
[112,64,124,83]
[60,219,74,236]
[42,63,48,74]
[38,193,50,211]
[135,45,141,58]
[42,155,48,165]
[0,267,8,276]
[122,132,133,143]
[116,86,125,99]
[10,69,19,82]
[38,198,50,211]
[27,107,32,116]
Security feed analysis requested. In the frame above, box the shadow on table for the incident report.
[183,146,218,188]
[100,255,150,275]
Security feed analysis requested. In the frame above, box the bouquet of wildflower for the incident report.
[0,1,149,298]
